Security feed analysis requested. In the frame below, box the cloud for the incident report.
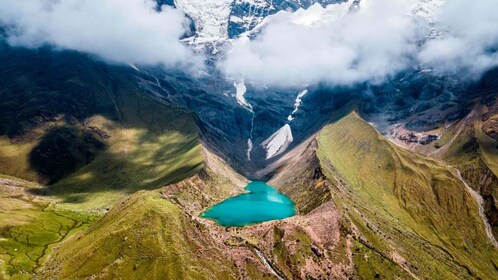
[1,0,496,86]
[220,0,498,88]
[418,0,498,78]
[220,0,421,88]
[0,0,202,70]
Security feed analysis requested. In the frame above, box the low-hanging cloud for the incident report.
[1,0,497,86]
[418,0,498,78]
[220,0,498,88]
[0,0,202,69]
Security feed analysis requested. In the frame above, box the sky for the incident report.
[0,0,497,87]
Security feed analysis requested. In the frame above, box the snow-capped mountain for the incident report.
[2,1,498,279]
[175,0,233,46]
[228,0,345,38]
[165,0,345,48]
[152,0,453,172]
[167,0,447,51]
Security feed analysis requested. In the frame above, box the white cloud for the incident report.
[220,0,498,88]
[1,0,497,86]
[418,0,498,78]
[220,0,421,88]
[0,0,202,70]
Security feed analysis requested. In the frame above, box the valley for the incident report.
[1,58,497,277]
[1,0,498,279]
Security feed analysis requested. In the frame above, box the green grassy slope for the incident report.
[41,191,239,280]
[0,175,98,279]
[317,113,498,279]
[0,48,203,211]
[432,105,498,239]
[37,146,295,279]
[48,88,203,211]
[0,48,206,278]
[0,90,205,277]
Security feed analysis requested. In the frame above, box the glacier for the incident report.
[261,124,294,159]
[287,89,308,122]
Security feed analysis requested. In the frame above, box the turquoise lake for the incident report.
[202,181,296,227]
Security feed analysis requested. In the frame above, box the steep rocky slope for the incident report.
[265,112,498,279]
[388,93,498,240]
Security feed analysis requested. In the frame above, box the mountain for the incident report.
[228,0,345,38]
[163,0,345,48]
[311,113,498,279]
[262,112,498,279]
[0,45,208,278]
[385,77,498,240]
[1,44,498,279]
[144,0,458,178]
[1,0,498,279]
[0,45,202,191]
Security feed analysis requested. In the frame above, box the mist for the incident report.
[418,0,498,78]
[0,0,202,70]
[220,0,498,88]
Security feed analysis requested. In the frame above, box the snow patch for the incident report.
[291,2,353,27]
[237,1,358,40]
[246,138,253,160]
[235,0,268,9]
[233,80,255,161]
[412,0,446,39]
[287,89,308,122]
[128,63,139,72]
[412,0,446,22]
[174,0,232,44]
[261,124,294,159]
[234,81,253,112]
[230,16,245,23]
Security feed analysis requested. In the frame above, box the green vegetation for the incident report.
[317,112,498,279]
[245,259,274,280]
[49,91,203,211]
[0,205,97,279]
[271,227,314,278]
[29,125,107,184]
[433,122,459,150]
[0,47,203,202]
[41,191,238,279]
[352,240,408,280]
[0,137,39,182]
[0,48,206,278]
[0,61,203,211]
[433,109,498,239]
[0,175,99,279]
[478,122,498,175]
